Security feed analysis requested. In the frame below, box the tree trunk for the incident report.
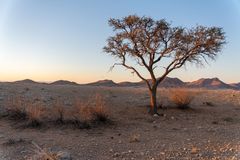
[149,86,158,114]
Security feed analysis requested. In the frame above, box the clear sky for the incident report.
[0,0,239,83]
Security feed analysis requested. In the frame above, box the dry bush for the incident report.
[170,89,194,109]
[53,99,65,124]
[4,96,28,120]
[3,96,43,127]
[75,99,93,122]
[67,94,110,128]
[91,94,109,123]
[25,104,43,128]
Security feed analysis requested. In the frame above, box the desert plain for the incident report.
[0,81,239,160]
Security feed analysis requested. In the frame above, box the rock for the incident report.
[140,152,145,156]
[128,150,134,153]
[158,113,166,117]
[113,152,120,158]
[109,149,114,153]
[153,114,159,117]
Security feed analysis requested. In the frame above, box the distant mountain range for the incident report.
[50,80,78,85]
[7,77,240,90]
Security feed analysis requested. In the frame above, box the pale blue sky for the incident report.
[0,0,239,83]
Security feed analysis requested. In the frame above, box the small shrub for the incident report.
[91,94,109,123]
[70,94,110,128]
[53,100,65,124]
[25,105,43,128]
[170,89,194,109]
[73,99,92,122]
[4,96,28,120]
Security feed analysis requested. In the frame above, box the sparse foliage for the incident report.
[4,96,28,120]
[26,105,43,127]
[170,89,194,109]
[53,99,65,124]
[104,15,226,114]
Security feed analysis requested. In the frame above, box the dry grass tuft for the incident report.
[25,105,43,128]
[68,94,110,128]
[30,141,72,160]
[4,96,28,120]
[170,89,194,109]
[53,99,65,124]
[4,96,44,128]
[91,94,109,123]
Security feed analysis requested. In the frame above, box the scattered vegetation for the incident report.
[170,89,195,109]
[1,94,110,129]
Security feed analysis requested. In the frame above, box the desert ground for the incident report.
[0,82,240,160]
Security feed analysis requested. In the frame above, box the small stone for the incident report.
[153,114,159,117]
[171,116,175,120]
[109,149,114,153]
[113,152,120,157]
[128,150,134,153]
[153,125,157,129]
[140,152,145,156]
[197,153,202,157]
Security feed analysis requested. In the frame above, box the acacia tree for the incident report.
[103,15,225,115]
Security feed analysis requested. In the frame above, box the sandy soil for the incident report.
[0,83,240,160]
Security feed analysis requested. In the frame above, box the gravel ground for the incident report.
[0,83,240,159]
